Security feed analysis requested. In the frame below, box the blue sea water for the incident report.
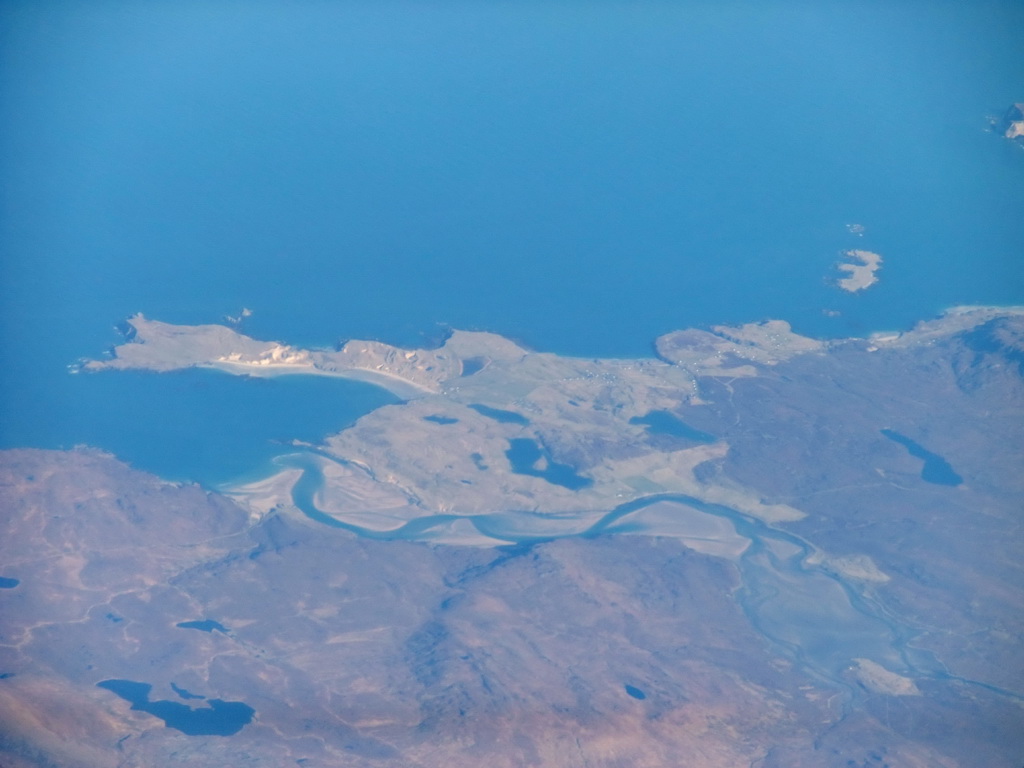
[1,1,1022,484]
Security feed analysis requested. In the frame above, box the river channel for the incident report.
[259,451,1017,710]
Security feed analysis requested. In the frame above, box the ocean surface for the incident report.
[1,1,1022,485]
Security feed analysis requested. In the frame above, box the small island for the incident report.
[999,103,1024,143]
[835,249,883,292]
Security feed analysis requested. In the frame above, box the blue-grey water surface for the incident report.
[1,1,1022,484]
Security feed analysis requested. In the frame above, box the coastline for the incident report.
[201,360,434,399]
[181,304,1024,544]
[74,304,1024,544]
[83,304,1024,380]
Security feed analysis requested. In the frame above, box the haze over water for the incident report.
[1,1,1022,484]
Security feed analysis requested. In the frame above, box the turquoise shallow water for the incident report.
[1,1,1022,483]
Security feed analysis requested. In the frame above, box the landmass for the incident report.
[835,249,883,292]
[80,308,1016,541]
[2,307,1022,766]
